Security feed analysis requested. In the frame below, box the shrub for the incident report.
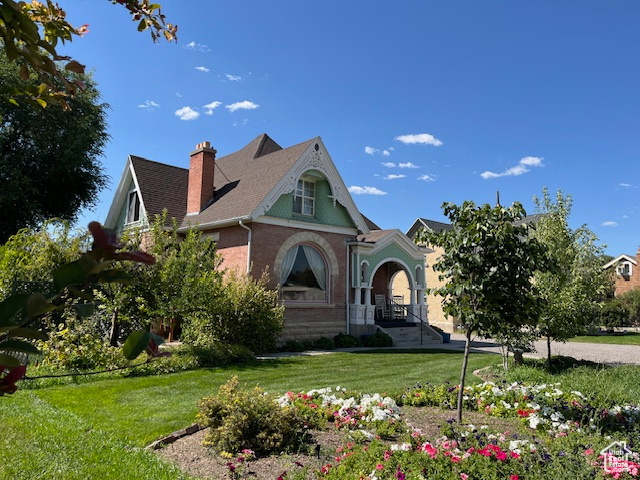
[598,299,630,331]
[301,339,314,350]
[190,341,255,367]
[312,336,335,350]
[182,270,284,354]
[362,331,393,347]
[197,376,309,455]
[333,333,362,348]
[282,340,305,352]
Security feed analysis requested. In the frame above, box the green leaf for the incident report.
[73,303,95,318]
[0,353,21,367]
[123,330,150,360]
[25,293,55,318]
[0,339,40,355]
[0,293,29,324]
[53,259,87,291]
[137,18,148,32]
[96,269,133,284]
[6,328,48,341]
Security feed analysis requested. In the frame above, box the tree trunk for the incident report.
[109,308,119,347]
[501,345,509,370]
[457,329,472,423]
[513,350,524,365]
[546,336,552,369]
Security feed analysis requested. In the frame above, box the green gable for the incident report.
[265,178,356,228]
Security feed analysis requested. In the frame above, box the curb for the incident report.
[145,423,204,450]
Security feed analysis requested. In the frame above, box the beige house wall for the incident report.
[391,245,457,333]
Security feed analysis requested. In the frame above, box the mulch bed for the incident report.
[156,407,523,479]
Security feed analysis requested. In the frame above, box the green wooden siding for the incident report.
[265,178,355,228]
[359,243,422,285]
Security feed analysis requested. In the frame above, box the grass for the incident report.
[568,332,640,345]
[2,350,498,480]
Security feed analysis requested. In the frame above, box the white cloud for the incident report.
[481,156,544,179]
[620,183,634,188]
[364,146,378,155]
[184,41,210,52]
[418,174,436,182]
[203,101,222,115]
[382,150,391,156]
[382,162,396,168]
[138,100,159,109]
[348,186,387,195]
[174,106,199,121]
[226,100,260,112]
[384,174,406,180]
[601,221,618,227]
[225,74,242,81]
[623,215,630,219]
[399,162,418,169]
[395,133,443,146]
[195,66,210,72]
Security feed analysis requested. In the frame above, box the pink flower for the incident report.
[510,476,519,480]
[585,449,594,456]
[384,450,391,461]
[496,451,507,461]
[460,474,469,480]
[376,463,384,470]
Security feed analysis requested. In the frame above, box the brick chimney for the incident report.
[187,141,217,214]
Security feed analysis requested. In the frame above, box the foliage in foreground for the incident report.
[197,376,310,456]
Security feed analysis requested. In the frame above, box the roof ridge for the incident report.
[130,155,188,172]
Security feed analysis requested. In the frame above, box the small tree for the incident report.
[423,201,548,422]
[531,189,612,366]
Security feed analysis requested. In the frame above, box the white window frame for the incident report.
[293,179,315,216]
[125,189,141,224]
[617,262,632,276]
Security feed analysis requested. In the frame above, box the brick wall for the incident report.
[202,222,350,341]
[612,251,640,296]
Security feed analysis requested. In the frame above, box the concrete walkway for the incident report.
[258,334,640,365]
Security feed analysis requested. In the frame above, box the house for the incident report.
[603,250,640,296]
[105,134,441,343]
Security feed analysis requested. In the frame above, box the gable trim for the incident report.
[251,138,370,233]
[603,254,638,270]
[254,215,358,235]
[105,156,148,229]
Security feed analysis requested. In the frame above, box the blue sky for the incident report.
[64,1,639,256]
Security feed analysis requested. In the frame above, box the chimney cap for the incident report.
[196,141,211,149]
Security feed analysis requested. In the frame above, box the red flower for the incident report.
[510,476,519,480]
[88,222,155,265]
[0,365,27,395]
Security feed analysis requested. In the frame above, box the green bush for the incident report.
[617,287,640,326]
[197,376,308,455]
[282,340,305,352]
[190,341,255,367]
[333,333,362,348]
[312,336,335,350]
[362,331,393,347]
[598,299,630,331]
[182,271,284,354]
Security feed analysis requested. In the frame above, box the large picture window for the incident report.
[293,179,315,216]
[280,244,327,302]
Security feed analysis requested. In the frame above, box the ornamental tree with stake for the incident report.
[420,201,549,422]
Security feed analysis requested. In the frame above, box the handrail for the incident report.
[388,298,443,344]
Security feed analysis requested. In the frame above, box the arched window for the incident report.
[280,244,328,302]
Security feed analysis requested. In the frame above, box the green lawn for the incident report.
[2,350,498,480]
[568,332,640,345]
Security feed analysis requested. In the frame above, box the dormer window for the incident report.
[126,190,141,224]
[617,262,632,276]
[293,179,315,216]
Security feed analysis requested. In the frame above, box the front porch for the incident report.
[345,230,441,345]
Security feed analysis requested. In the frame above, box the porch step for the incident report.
[379,326,440,347]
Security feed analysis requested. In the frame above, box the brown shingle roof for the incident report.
[180,134,315,228]
[130,156,188,225]
[355,229,395,243]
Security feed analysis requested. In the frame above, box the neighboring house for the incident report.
[603,251,640,296]
[105,134,436,342]
[392,218,458,333]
